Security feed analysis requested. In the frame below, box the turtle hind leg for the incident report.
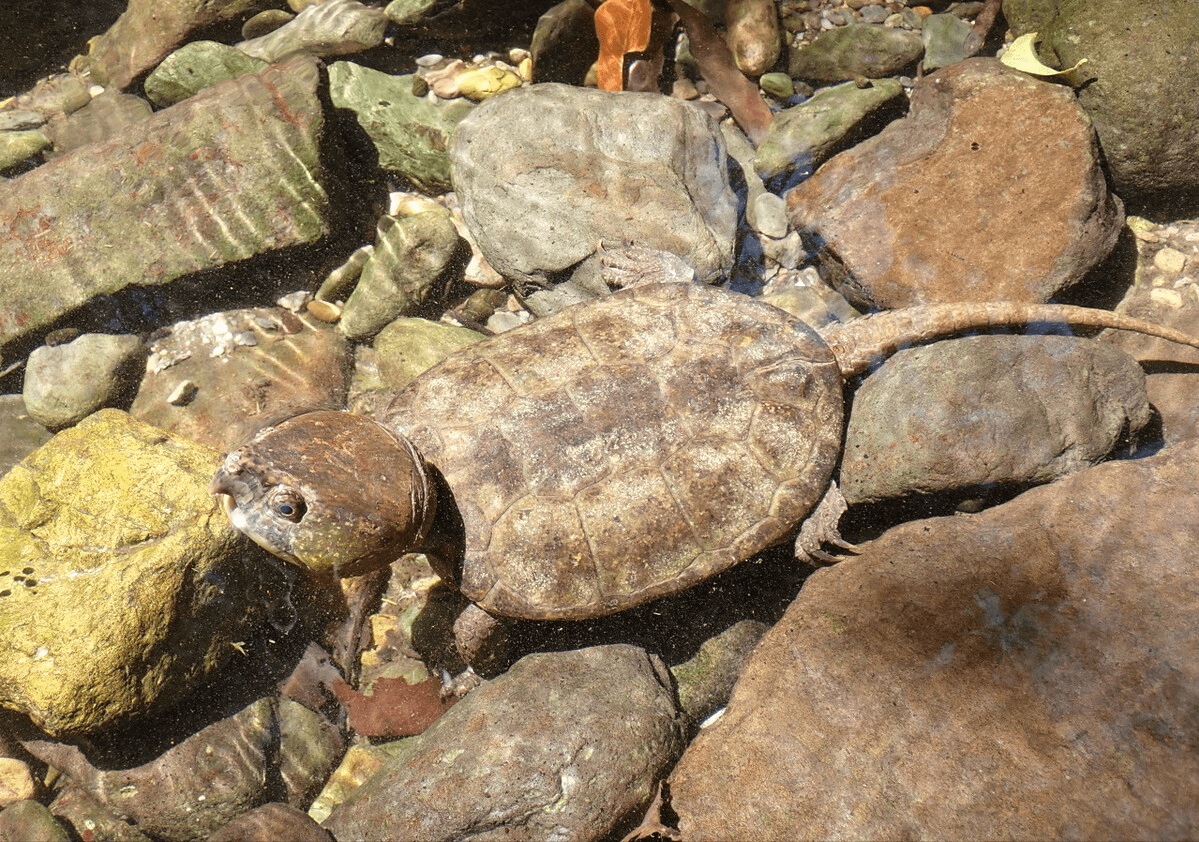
[795,481,860,565]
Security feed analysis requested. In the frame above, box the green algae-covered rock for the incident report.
[754,77,904,179]
[143,40,268,107]
[339,208,464,340]
[0,410,283,736]
[328,61,475,194]
[788,24,923,83]
[0,56,329,350]
[349,316,484,414]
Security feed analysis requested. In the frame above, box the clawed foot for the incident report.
[439,666,483,701]
[795,482,860,565]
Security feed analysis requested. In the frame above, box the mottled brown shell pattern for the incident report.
[383,283,844,620]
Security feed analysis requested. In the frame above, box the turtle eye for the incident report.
[269,489,306,522]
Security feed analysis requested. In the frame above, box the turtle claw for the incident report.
[439,666,483,701]
[794,482,854,566]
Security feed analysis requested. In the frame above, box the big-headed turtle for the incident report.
[211,282,1199,667]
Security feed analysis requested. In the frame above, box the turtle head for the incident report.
[210,410,435,576]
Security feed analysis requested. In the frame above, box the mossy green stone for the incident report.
[0,410,276,735]
[144,41,268,107]
[328,61,475,194]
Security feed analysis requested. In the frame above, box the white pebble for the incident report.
[1149,287,1184,309]
[1153,246,1188,275]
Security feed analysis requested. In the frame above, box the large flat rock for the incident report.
[0,56,329,349]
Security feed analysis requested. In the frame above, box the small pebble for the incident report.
[167,380,199,406]
[307,299,342,323]
[277,290,312,312]
[415,53,444,67]
[1149,287,1184,309]
[1153,246,1188,274]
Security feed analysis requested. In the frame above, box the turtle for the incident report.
[210,282,1199,671]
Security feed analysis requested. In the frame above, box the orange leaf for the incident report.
[333,676,454,739]
[594,0,654,91]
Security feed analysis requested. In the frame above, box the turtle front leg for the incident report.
[439,602,513,699]
[795,481,859,565]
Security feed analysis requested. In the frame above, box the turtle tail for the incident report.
[820,302,1199,378]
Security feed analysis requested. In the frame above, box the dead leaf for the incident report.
[332,676,454,739]
[595,0,654,91]
[665,0,774,145]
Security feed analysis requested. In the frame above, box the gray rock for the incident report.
[787,59,1123,308]
[323,645,685,842]
[670,439,1199,840]
[451,83,737,287]
[921,13,972,71]
[0,410,291,735]
[339,209,464,340]
[129,308,349,453]
[328,61,476,194]
[788,23,923,82]
[0,57,330,350]
[840,335,1152,504]
[22,333,145,430]
[236,0,387,63]
[754,77,904,180]
[143,40,268,107]
[0,396,52,477]
[1040,0,1199,210]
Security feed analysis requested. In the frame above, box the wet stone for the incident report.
[669,440,1199,840]
[0,410,289,735]
[143,40,268,107]
[323,645,685,842]
[451,83,737,287]
[0,56,330,349]
[839,335,1153,505]
[787,59,1123,308]
[22,332,145,430]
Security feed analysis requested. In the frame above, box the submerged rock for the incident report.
[323,645,684,842]
[670,440,1199,840]
[787,59,1123,308]
[0,56,330,350]
[0,410,289,735]
[451,83,737,287]
[840,335,1152,504]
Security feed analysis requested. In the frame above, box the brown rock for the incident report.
[323,645,684,842]
[84,0,268,90]
[25,698,281,842]
[208,802,333,842]
[786,59,1123,308]
[669,441,1199,840]
[129,308,349,452]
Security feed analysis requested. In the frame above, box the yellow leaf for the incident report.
[1000,32,1088,78]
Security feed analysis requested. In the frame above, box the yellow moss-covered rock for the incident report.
[0,409,280,736]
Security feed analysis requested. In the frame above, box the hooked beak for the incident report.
[210,471,248,516]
